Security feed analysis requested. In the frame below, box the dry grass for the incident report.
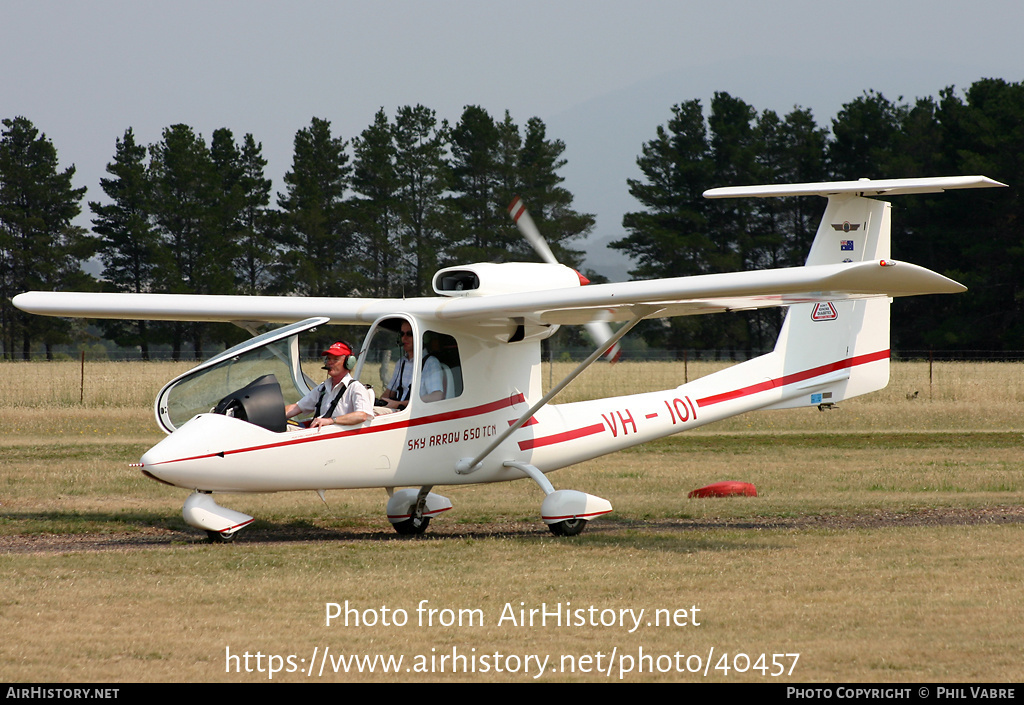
[1,524,1020,682]
[0,361,195,408]
[1,360,1023,682]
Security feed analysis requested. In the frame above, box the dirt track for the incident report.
[2,505,1021,555]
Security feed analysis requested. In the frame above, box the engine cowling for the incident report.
[433,262,588,298]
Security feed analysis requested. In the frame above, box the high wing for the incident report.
[431,259,963,325]
[13,258,961,328]
[15,175,1000,334]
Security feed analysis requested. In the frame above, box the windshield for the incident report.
[155,318,326,433]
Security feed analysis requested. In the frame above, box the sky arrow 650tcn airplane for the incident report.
[14,176,1005,540]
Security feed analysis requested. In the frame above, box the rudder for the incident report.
[764,194,892,409]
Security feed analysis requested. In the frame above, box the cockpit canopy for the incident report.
[154,317,325,433]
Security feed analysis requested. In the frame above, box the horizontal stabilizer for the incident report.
[703,175,1006,200]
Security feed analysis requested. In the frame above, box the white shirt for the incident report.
[296,373,372,418]
[387,354,444,401]
[387,352,444,401]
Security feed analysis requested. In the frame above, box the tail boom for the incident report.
[520,177,1002,470]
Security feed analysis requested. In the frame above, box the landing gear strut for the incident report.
[503,461,612,537]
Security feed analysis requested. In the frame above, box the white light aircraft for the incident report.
[14,176,1005,541]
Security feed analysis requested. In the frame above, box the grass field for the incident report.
[1,360,1022,682]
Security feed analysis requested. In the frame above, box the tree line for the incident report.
[1,106,594,359]
[1,78,1021,360]
[617,79,1023,355]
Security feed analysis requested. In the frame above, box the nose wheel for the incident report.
[386,487,453,535]
[205,529,238,543]
[393,512,430,535]
[547,517,587,537]
[183,492,254,541]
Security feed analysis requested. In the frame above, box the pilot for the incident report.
[285,341,372,428]
[377,322,444,411]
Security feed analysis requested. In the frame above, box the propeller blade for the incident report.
[586,321,623,363]
[508,196,621,362]
[508,196,558,265]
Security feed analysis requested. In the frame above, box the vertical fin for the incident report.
[767,194,891,408]
[695,176,1004,411]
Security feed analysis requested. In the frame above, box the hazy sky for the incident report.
[4,0,1022,279]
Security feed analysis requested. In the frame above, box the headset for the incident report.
[322,341,357,371]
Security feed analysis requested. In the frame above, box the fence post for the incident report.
[929,349,933,400]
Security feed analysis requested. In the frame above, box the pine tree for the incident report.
[515,117,593,268]
[899,80,1024,350]
[447,106,504,263]
[707,92,758,275]
[447,107,592,268]
[276,117,353,298]
[613,101,713,354]
[827,90,906,180]
[147,124,226,358]
[351,109,400,297]
[746,107,829,349]
[0,116,90,358]
[392,104,449,295]
[234,134,275,295]
[90,127,159,358]
[614,100,713,280]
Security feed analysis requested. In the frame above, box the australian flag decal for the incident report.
[840,240,854,251]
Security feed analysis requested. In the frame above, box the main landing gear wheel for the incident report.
[386,488,451,535]
[205,530,237,543]
[392,512,430,536]
[548,518,587,537]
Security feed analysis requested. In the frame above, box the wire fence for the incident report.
[5,347,1024,363]
[2,351,1023,410]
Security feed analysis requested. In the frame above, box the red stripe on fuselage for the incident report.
[696,349,889,407]
[517,423,605,451]
[147,350,890,468]
[518,351,889,451]
[146,393,526,466]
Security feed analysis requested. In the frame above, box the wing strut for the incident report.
[455,308,655,475]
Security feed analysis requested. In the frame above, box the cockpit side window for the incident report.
[361,318,408,410]
[421,331,462,402]
[362,319,463,411]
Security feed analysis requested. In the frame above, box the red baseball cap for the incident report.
[322,342,352,357]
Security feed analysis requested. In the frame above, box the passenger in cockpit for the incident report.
[377,322,444,412]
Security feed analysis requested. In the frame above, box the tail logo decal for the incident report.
[832,222,861,232]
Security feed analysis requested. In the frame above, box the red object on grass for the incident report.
[688,481,758,498]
